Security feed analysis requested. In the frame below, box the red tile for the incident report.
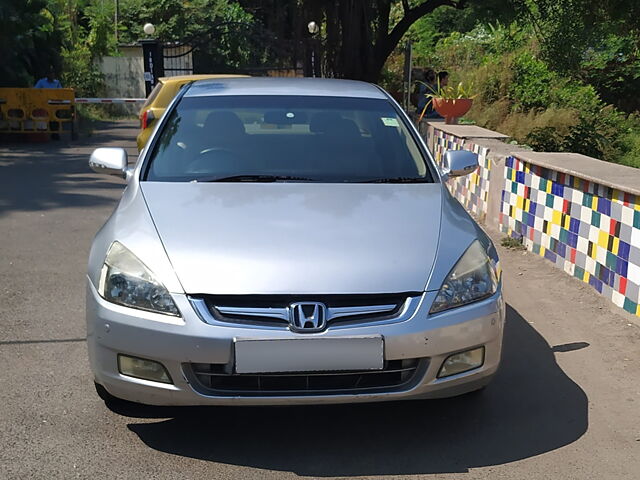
[620,277,627,295]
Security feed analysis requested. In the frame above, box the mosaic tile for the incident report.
[501,155,640,318]
[432,131,491,222]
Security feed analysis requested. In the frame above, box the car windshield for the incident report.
[144,95,433,183]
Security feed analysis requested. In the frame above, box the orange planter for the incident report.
[433,98,473,124]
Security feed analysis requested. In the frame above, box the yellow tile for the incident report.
[592,196,598,210]
[612,237,620,255]
[591,244,598,259]
[524,199,530,211]
[563,215,570,229]
[546,182,552,193]
[583,271,589,282]
[552,210,562,225]
[517,196,525,210]
[487,158,491,170]
[539,246,545,257]
[597,230,609,249]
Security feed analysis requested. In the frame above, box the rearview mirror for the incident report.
[89,148,129,179]
[442,150,478,179]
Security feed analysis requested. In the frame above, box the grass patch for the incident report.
[501,236,526,250]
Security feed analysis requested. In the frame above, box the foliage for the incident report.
[509,52,554,110]
[410,21,640,167]
[0,0,64,87]
[516,0,640,113]
[242,0,472,81]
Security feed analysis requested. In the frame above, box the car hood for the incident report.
[141,182,443,295]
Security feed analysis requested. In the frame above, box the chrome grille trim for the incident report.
[189,295,424,330]
[215,305,290,321]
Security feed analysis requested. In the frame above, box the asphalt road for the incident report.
[1,122,639,480]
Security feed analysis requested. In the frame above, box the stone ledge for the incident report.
[512,151,640,197]
[426,121,510,140]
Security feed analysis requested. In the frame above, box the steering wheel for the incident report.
[186,147,242,174]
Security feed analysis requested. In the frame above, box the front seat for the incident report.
[188,111,251,174]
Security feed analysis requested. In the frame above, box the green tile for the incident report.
[559,228,568,243]
[574,266,585,279]
[532,243,541,255]
[606,251,617,269]
[539,178,547,191]
[591,210,601,227]
[546,194,554,208]
[583,192,593,207]
[623,298,638,314]
[511,182,518,194]
[634,210,640,229]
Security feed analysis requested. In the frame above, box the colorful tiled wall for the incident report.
[500,156,640,317]
[432,129,492,222]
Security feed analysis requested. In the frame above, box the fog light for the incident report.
[118,354,172,384]
[437,347,485,378]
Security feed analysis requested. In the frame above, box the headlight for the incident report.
[430,240,498,314]
[98,241,180,316]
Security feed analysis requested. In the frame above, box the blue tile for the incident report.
[588,274,603,293]
[527,213,535,227]
[516,171,525,184]
[557,242,567,258]
[567,231,578,248]
[597,197,611,216]
[544,249,557,263]
[569,217,580,234]
[615,259,628,277]
[618,241,630,260]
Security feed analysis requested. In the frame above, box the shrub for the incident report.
[509,52,555,110]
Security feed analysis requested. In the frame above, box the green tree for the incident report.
[0,0,64,87]
[242,0,475,81]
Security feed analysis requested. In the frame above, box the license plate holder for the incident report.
[234,336,384,374]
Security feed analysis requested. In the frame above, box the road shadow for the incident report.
[123,304,589,476]
[0,121,134,217]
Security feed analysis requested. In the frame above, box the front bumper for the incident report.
[86,280,505,406]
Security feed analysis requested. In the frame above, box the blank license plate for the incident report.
[234,336,384,374]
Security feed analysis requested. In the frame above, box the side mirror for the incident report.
[89,148,129,179]
[442,150,478,179]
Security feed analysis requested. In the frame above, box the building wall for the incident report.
[98,55,145,115]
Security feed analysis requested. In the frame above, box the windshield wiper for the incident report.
[192,174,317,183]
[358,177,429,183]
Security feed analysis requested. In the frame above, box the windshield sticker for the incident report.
[381,117,399,127]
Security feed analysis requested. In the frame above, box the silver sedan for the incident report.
[86,77,504,406]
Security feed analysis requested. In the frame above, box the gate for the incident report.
[163,43,194,77]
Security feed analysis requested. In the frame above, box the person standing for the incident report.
[34,67,63,139]
[34,68,62,89]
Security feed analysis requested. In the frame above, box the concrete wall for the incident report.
[421,120,640,318]
[98,54,145,115]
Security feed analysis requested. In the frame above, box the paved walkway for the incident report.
[0,121,638,479]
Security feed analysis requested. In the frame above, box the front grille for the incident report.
[185,358,427,396]
[192,293,419,328]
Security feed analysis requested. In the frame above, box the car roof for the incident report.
[159,74,249,83]
[183,77,388,99]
